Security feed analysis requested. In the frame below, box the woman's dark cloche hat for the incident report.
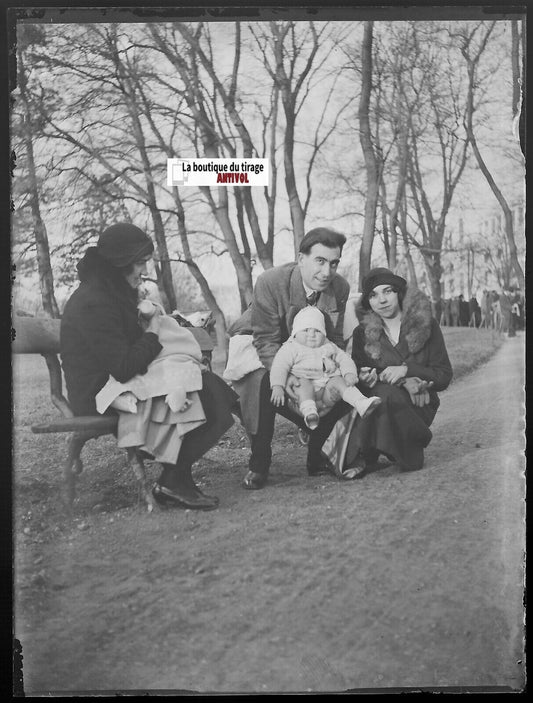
[361,267,407,306]
[97,223,154,268]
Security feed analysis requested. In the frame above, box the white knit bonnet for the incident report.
[291,306,326,336]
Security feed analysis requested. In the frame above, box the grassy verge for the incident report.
[213,327,507,382]
[441,327,506,383]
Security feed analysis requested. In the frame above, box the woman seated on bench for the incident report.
[60,223,239,511]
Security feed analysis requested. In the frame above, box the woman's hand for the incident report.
[359,366,378,388]
[402,377,433,406]
[285,374,301,402]
[379,364,408,385]
[270,385,286,407]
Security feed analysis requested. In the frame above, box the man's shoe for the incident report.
[152,483,219,510]
[242,471,268,490]
[196,486,221,502]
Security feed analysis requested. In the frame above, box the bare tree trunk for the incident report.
[388,106,409,270]
[379,181,391,264]
[358,21,379,288]
[475,166,526,294]
[173,189,229,360]
[114,47,178,313]
[148,26,254,307]
[399,203,418,286]
[26,145,60,318]
[422,254,443,321]
[175,22,273,271]
[149,206,176,313]
[462,31,525,290]
[269,21,318,255]
[234,190,254,311]
[201,186,254,309]
[283,109,306,255]
[17,52,59,318]
[263,83,280,268]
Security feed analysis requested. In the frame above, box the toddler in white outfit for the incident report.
[269,306,381,430]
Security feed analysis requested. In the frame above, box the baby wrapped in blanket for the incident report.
[95,299,207,463]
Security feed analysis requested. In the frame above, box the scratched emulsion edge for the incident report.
[7,0,528,696]
[8,6,20,698]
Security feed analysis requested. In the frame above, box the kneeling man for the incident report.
[230,227,353,489]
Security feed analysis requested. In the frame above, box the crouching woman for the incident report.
[345,268,453,474]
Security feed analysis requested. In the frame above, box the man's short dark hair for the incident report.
[299,228,347,255]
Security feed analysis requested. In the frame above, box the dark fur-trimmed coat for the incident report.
[345,287,453,470]
[352,286,453,393]
[60,250,163,416]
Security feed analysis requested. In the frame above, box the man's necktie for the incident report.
[306,291,319,306]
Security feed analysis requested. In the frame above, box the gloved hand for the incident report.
[402,377,434,407]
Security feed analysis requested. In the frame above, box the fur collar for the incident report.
[356,286,433,360]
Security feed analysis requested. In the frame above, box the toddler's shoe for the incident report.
[304,412,320,430]
[355,395,382,419]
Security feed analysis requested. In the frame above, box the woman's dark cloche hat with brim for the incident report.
[361,267,407,307]
[97,223,154,268]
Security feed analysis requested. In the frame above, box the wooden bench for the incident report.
[13,315,215,514]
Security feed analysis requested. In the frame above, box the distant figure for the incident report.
[511,291,523,331]
[479,290,491,329]
[499,289,514,337]
[450,296,461,327]
[490,291,502,332]
[468,297,481,328]
[459,294,470,327]
[440,298,452,327]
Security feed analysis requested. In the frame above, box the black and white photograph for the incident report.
[10,1,526,695]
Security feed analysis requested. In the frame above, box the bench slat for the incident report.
[13,316,214,353]
[13,317,61,354]
[32,415,118,434]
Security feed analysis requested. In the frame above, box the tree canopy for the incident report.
[11,16,524,338]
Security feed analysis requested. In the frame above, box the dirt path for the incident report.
[14,336,526,694]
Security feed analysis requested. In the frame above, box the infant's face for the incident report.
[294,328,325,348]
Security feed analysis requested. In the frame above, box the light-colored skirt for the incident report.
[116,392,206,464]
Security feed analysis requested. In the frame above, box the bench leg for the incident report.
[63,433,87,513]
[126,448,158,512]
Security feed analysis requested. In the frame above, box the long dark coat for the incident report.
[60,249,163,416]
[61,247,238,475]
[346,287,453,471]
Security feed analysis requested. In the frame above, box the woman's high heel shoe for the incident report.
[152,482,219,510]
